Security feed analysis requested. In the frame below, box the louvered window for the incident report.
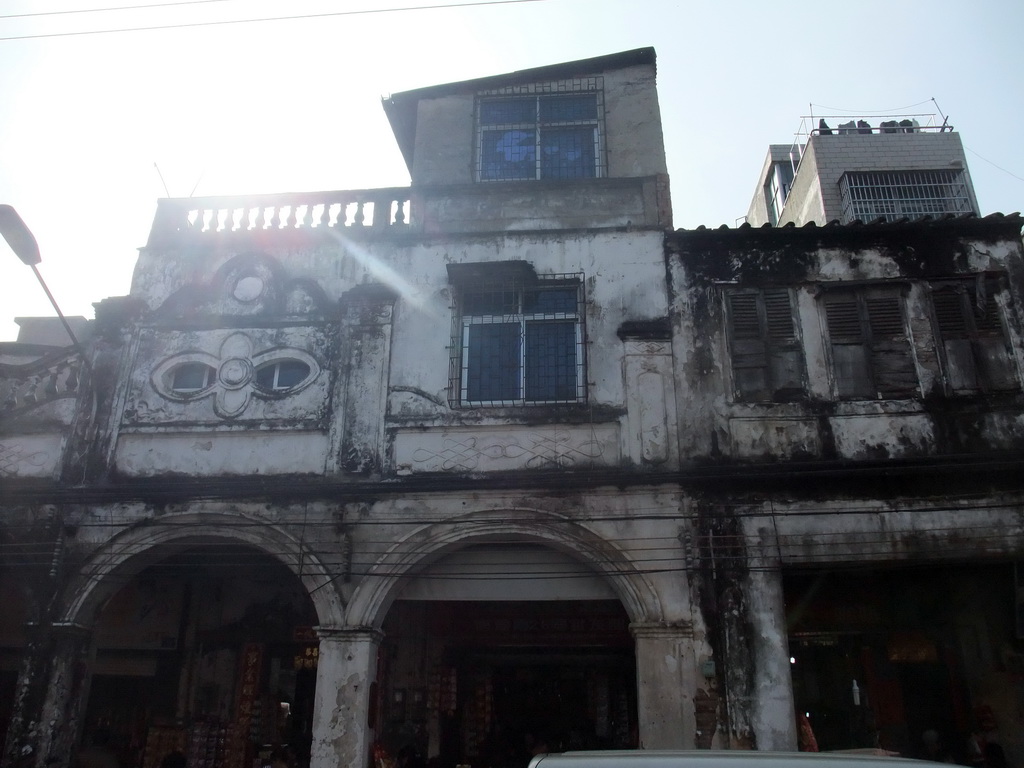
[931,277,1017,393]
[824,286,918,399]
[726,288,805,401]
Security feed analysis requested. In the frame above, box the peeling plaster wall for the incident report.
[669,220,1024,464]
[95,226,676,479]
[670,218,1024,751]
[385,229,674,474]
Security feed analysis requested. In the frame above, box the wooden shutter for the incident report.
[764,288,803,399]
[728,289,804,401]
[864,290,917,397]
[932,284,979,391]
[933,279,1017,392]
[728,292,769,399]
[825,291,872,397]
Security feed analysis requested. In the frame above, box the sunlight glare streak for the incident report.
[327,229,433,314]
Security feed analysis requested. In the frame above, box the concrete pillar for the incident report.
[746,567,797,750]
[2,623,93,768]
[331,286,395,475]
[309,627,382,768]
[631,621,696,749]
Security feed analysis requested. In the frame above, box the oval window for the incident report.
[255,360,311,392]
[169,362,216,393]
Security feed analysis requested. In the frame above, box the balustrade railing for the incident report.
[148,188,413,245]
[1,351,84,418]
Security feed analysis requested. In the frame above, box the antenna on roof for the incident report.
[932,98,950,131]
[153,162,171,197]
[189,170,206,198]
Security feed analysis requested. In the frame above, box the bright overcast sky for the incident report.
[1,0,1022,340]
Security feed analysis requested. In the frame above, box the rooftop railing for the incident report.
[144,175,671,247]
[804,112,951,139]
[147,187,412,247]
[772,112,955,195]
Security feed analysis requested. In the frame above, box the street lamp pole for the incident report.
[0,204,88,363]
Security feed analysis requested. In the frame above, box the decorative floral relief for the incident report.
[150,332,320,419]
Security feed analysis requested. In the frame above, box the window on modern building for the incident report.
[448,264,585,406]
[839,170,974,223]
[931,277,1017,393]
[764,161,796,226]
[255,359,312,392]
[823,286,918,399]
[476,85,604,182]
[726,288,805,401]
[169,362,215,394]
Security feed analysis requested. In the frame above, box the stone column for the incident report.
[745,567,797,750]
[631,621,697,749]
[309,627,382,768]
[2,622,93,768]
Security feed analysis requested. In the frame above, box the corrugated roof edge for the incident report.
[675,211,1022,236]
[382,47,657,174]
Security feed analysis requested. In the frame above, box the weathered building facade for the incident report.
[1,48,713,768]
[668,214,1024,760]
[2,46,1024,768]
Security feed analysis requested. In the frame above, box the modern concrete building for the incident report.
[2,48,1024,768]
[746,115,979,227]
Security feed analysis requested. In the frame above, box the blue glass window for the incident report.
[477,93,601,181]
[458,279,584,405]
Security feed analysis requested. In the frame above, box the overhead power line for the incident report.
[0,0,545,42]
[3,519,1021,579]
[966,147,1024,185]
[810,100,936,115]
[0,0,237,20]
[2,491,1024,530]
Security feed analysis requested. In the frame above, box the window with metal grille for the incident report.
[839,170,973,223]
[476,80,604,182]
[823,286,918,399]
[726,288,805,401]
[931,277,1017,393]
[450,273,585,406]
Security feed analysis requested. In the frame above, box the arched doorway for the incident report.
[79,542,319,768]
[371,543,640,767]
